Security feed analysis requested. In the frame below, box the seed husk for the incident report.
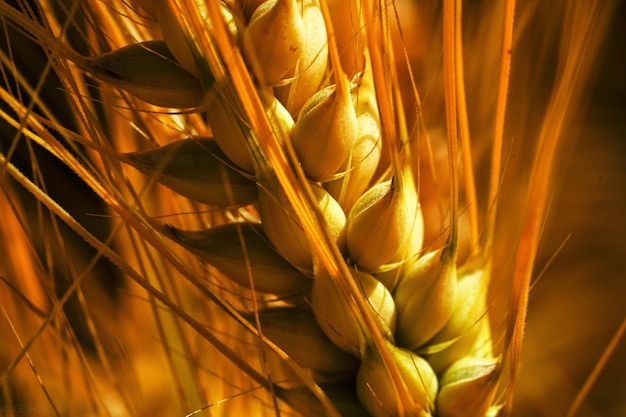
[154,0,241,79]
[207,87,294,173]
[292,80,358,181]
[311,266,396,357]
[436,357,500,417]
[345,166,423,272]
[421,258,493,374]
[122,137,257,208]
[393,247,458,351]
[325,71,382,212]
[243,0,305,85]
[258,178,346,273]
[205,91,257,173]
[274,0,329,116]
[356,339,438,417]
[247,308,359,376]
[86,40,204,108]
[162,222,312,295]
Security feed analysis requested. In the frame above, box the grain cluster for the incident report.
[80,0,500,415]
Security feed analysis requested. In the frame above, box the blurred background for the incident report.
[511,3,626,416]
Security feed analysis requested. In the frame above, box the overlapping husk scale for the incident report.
[2,0,568,415]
